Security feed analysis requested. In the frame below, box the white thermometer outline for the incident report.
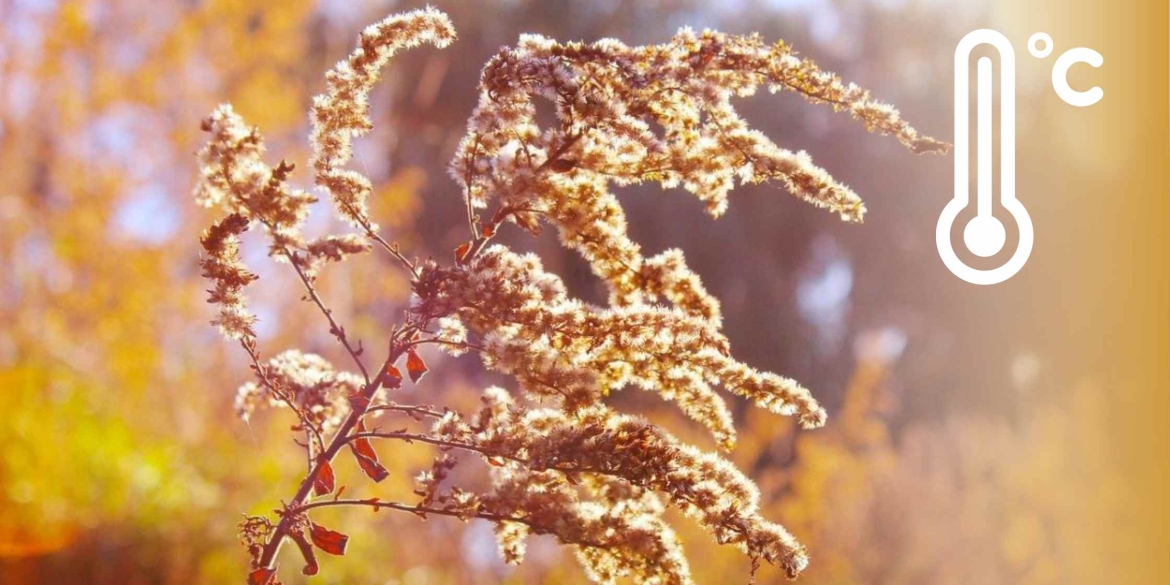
[937,29,1034,285]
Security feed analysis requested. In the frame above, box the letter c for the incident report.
[1052,47,1103,107]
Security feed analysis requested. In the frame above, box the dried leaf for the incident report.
[353,421,375,456]
[309,522,349,556]
[312,460,335,496]
[481,224,495,238]
[248,567,277,585]
[406,349,428,384]
[454,242,471,263]
[346,394,370,410]
[350,422,389,482]
[352,450,388,481]
[382,364,403,389]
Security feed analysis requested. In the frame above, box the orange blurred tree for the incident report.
[0,1,425,580]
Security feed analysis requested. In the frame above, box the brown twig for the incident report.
[291,498,611,551]
[238,337,325,453]
[255,336,405,570]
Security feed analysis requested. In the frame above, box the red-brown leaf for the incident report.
[346,394,370,410]
[481,224,495,238]
[248,567,277,585]
[353,421,375,457]
[454,242,471,263]
[382,364,403,389]
[405,350,428,384]
[352,447,388,481]
[312,460,335,496]
[350,422,389,482]
[309,522,349,556]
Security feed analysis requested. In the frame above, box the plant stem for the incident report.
[255,345,398,569]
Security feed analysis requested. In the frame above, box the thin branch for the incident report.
[365,403,447,419]
[238,337,325,453]
[339,199,419,278]
[269,228,371,385]
[346,430,496,458]
[461,136,483,239]
[405,336,485,353]
[291,498,611,551]
[295,497,521,523]
[350,430,600,476]
[255,333,407,570]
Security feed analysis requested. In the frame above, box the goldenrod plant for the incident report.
[194,8,946,584]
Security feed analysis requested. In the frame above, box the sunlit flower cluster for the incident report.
[235,350,363,434]
[195,8,945,584]
[195,104,377,286]
[199,212,257,341]
[300,234,371,278]
[196,104,316,252]
[446,27,946,325]
[487,468,692,585]
[415,245,825,448]
[429,387,810,580]
[310,6,456,227]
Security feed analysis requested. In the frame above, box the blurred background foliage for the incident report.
[0,0,1144,583]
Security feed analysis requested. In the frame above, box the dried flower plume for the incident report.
[311,6,456,228]
[193,7,946,585]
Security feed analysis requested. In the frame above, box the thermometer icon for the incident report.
[938,29,1103,285]
[937,29,1032,285]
